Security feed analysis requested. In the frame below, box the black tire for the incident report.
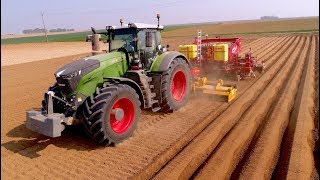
[160,58,191,112]
[81,84,140,145]
[41,83,65,113]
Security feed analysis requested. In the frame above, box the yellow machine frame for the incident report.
[193,78,237,102]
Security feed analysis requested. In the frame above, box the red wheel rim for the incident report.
[171,70,187,101]
[110,98,134,134]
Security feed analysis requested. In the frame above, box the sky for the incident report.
[1,0,319,34]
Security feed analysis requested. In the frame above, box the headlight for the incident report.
[75,93,86,107]
[67,70,82,78]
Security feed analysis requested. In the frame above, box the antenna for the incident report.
[41,12,48,42]
[156,14,160,28]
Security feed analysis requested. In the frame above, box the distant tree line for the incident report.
[22,28,75,34]
[49,28,75,32]
[260,16,279,20]
[23,28,46,34]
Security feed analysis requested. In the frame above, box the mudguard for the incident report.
[104,77,144,108]
[150,51,189,72]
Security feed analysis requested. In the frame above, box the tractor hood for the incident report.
[54,58,100,96]
[54,51,124,77]
[54,52,125,96]
[55,59,100,78]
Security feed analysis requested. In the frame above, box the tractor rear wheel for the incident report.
[160,58,190,112]
[81,84,140,145]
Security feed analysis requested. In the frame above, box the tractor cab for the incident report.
[92,21,164,70]
[108,23,164,69]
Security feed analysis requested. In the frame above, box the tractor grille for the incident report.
[54,59,100,96]
[56,76,80,96]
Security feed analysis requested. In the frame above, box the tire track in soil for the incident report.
[272,35,318,179]
[229,35,311,179]
[150,36,300,180]
[191,36,307,180]
[134,36,293,179]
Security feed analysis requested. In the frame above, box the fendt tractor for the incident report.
[26,14,191,145]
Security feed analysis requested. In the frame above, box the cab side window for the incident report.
[155,31,161,48]
[146,31,156,50]
[138,30,157,68]
[137,31,146,50]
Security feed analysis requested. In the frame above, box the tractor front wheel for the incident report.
[160,58,190,112]
[81,84,140,145]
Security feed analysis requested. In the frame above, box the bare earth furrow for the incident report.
[234,36,311,179]
[134,36,293,179]
[257,36,290,63]
[250,37,283,54]
[240,36,273,53]
[284,35,318,179]
[193,36,307,179]
[152,36,300,180]
[241,37,277,55]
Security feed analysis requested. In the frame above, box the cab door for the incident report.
[138,30,160,69]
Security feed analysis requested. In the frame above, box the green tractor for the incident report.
[26,16,191,145]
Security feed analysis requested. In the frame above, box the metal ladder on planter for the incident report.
[196,30,202,67]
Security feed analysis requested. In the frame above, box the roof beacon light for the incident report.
[156,14,160,28]
[120,18,123,26]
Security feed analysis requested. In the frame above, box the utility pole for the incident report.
[41,12,48,42]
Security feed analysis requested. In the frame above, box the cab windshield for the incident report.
[109,28,137,53]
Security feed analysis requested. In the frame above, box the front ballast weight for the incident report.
[26,111,66,137]
[26,91,74,137]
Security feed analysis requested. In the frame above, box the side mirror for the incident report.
[146,32,152,47]
[91,27,97,34]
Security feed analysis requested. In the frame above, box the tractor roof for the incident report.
[107,23,164,30]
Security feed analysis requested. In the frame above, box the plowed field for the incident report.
[1,34,319,179]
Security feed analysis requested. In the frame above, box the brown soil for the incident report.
[234,36,311,179]
[1,42,96,66]
[153,35,301,179]
[1,34,318,179]
[273,35,318,179]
